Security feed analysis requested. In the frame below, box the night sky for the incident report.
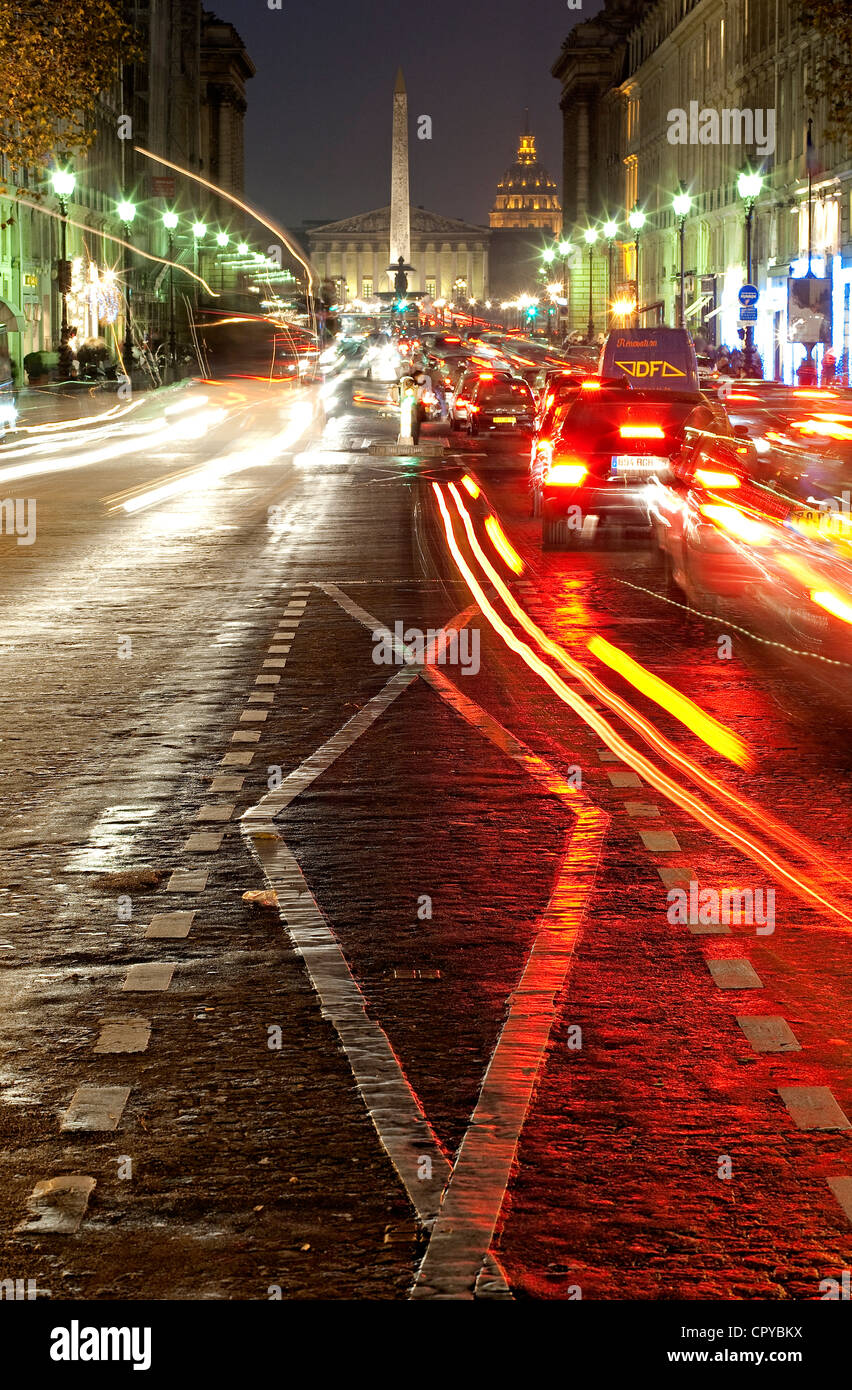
[210,0,606,236]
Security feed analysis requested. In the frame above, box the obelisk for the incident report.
[389,68,411,270]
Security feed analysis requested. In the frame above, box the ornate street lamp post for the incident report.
[602,221,618,331]
[51,169,76,377]
[672,187,692,329]
[117,199,136,370]
[628,206,646,328]
[584,228,598,342]
[737,171,763,373]
[162,211,179,373]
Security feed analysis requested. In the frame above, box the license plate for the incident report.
[611,454,668,474]
[494,416,516,424]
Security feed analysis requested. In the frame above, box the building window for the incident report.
[361,278,373,298]
[425,278,436,297]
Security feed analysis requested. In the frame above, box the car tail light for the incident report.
[479,372,494,380]
[694,468,741,489]
[545,460,588,486]
[581,380,601,391]
[619,424,665,439]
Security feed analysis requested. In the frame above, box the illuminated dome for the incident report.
[490,116,562,232]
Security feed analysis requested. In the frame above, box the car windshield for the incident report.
[479,383,534,408]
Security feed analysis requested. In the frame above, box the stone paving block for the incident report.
[737,1015,801,1053]
[606,769,643,788]
[778,1086,851,1131]
[209,776,244,792]
[231,730,261,742]
[183,832,224,852]
[240,710,268,722]
[196,803,235,822]
[827,1176,852,1225]
[707,957,763,989]
[221,751,254,767]
[625,802,661,818]
[640,829,682,852]
[61,1085,131,1132]
[146,911,195,940]
[166,870,209,892]
[94,1019,151,1054]
[122,963,174,992]
[15,1176,97,1234]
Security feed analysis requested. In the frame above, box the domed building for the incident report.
[490,119,563,234]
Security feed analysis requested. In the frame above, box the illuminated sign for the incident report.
[602,327,700,392]
[614,359,687,379]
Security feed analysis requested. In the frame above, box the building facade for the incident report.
[0,1,254,378]
[553,0,852,377]
[488,119,563,304]
[307,206,490,306]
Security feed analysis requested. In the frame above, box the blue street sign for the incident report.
[738,307,758,323]
[738,284,759,307]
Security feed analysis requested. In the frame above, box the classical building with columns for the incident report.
[307,207,490,304]
[553,0,852,376]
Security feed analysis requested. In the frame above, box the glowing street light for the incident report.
[162,210,179,232]
[117,200,136,226]
[237,242,249,255]
[192,221,207,240]
[216,231,230,247]
[542,247,556,265]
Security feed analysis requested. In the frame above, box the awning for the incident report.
[0,299,25,332]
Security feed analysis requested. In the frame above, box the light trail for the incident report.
[587,635,752,768]
[434,481,852,926]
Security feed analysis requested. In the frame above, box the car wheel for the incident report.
[468,419,478,437]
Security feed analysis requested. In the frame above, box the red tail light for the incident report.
[545,459,588,486]
[619,424,665,439]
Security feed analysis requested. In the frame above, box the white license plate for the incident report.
[494,416,517,424]
[611,454,668,474]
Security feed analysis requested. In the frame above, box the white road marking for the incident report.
[625,802,661,818]
[736,1016,801,1052]
[707,958,763,990]
[166,870,209,892]
[607,769,643,788]
[255,675,280,685]
[639,829,681,852]
[778,1087,851,1131]
[827,1176,852,1225]
[240,710,269,722]
[94,1019,151,1053]
[60,1085,131,1132]
[231,730,261,742]
[657,866,695,887]
[244,584,610,1300]
[210,776,245,792]
[183,832,224,852]
[121,963,174,992]
[146,911,195,940]
[220,751,254,767]
[15,1176,96,1234]
[196,804,235,822]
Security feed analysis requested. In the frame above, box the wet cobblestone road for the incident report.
[0,381,850,1300]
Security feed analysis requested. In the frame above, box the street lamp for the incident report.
[162,212,179,373]
[583,228,598,342]
[50,168,76,377]
[602,220,618,330]
[628,206,646,327]
[737,171,763,372]
[216,231,230,292]
[117,200,136,369]
[672,186,692,328]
